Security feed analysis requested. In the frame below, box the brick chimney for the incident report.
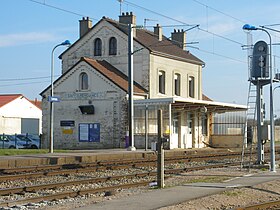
[171,29,186,50]
[79,17,92,38]
[119,12,136,37]
[154,24,162,41]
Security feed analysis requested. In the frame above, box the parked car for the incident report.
[0,134,26,149]
[15,134,40,149]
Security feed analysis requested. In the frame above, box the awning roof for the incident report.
[134,97,247,113]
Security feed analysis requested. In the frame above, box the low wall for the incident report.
[210,135,243,148]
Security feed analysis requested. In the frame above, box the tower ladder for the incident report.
[241,80,257,169]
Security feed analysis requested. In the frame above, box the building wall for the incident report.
[211,135,243,148]
[41,61,134,149]
[0,97,42,135]
[61,20,150,91]
[149,54,202,99]
[49,18,207,150]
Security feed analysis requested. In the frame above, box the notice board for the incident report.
[79,123,100,142]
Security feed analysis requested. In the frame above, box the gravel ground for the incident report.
[160,179,280,210]
[2,163,279,210]
[23,166,280,210]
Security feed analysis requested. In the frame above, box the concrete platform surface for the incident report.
[74,171,280,210]
[0,148,235,169]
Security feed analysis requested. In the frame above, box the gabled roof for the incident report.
[40,57,147,95]
[0,94,42,110]
[82,57,147,94]
[59,17,204,65]
[30,99,42,109]
[0,94,23,108]
[105,18,204,65]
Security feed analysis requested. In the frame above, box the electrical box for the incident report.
[261,125,270,140]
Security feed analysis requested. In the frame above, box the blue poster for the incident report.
[79,123,100,142]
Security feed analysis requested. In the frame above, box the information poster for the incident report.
[79,123,100,142]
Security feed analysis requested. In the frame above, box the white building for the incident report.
[40,13,246,150]
[0,94,42,135]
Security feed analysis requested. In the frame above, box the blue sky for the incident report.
[1,0,280,116]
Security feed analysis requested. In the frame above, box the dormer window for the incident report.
[80,72,88,90]
[94,38,102,56]
[109,37,117,55]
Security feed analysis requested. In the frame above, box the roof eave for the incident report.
[150,51,205,66]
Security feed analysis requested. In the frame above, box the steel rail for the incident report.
[0,151,275,182]
[0,162,239,197]
[0,161,249,208]
[235,199,280,210]
[0,180,152,207]
[0,152,243,176]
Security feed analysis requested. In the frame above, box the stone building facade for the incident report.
[40,13,246,150]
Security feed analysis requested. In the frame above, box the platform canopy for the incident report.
[134,97,247,113]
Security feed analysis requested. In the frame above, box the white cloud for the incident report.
[0,32,57,47]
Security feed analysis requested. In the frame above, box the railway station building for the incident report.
[40,13,247,150]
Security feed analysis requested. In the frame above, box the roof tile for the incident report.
[0,94,22,108]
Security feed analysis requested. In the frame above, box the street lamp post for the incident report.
[243,24,276,172]
[127,24,136,151]
[49,40,71,153]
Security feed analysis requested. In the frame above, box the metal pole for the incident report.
[256,83,264,164]
[157,109,164,188]
[267,30,276,172]
[49,41,70,153]
[127,23,136,151]
[145,105,148,151]
[259,27,276,171]
[49,46,56,153]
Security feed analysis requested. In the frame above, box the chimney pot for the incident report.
[119,12,137,37]
[171,29,186,50]
[79,17,92,38]
[154,24,162,41]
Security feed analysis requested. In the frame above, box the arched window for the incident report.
[80,72,88,90]
[94,38,102,56]
[109,37,117,55]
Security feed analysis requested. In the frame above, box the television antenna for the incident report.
[117,0,124,15]
[144,18,158,29]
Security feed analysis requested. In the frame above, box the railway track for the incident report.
[0,162,239,208]
[0,150,278,209]
[236,199,280,210]
[0,151,246,177]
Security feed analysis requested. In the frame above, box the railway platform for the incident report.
[0,147,239,169]
[75,170,280,210]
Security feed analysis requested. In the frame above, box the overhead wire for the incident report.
[191,0,246,24]
[123,0,246,46]
[0,75,58,82]
[28,0,99,21]
[0,80,49,87]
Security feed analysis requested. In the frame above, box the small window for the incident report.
[189,76,195,98]
[80,72,88,90]
[159,71,165,94]
[109,37,117,55]
[174,73,181,96]
[202,114,208,135]
[94,38,102,56]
